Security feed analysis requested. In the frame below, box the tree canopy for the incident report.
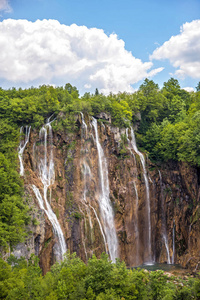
[0,253,200,300]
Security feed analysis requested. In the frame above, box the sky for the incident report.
[0,0,200,94]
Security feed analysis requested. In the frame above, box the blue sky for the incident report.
[0,0,200,94]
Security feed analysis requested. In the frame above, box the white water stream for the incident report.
[80,112,87,135]
[126,128,140,264]
[18,126,31,176]
[158,170,171,264]
[32,117,66,260]
[172,219,175,264]
[92,117,118,262]
[82,162,108,255]
[80,113,108,254]
[127,127,152,263]
[133,181,140,264]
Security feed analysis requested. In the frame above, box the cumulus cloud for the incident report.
[150,20,200,79]
[182,87,195,92]
[0,19,162,94]
[0,0,11,12]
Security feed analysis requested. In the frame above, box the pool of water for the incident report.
[131,263,189,276]
[136,263,183,272]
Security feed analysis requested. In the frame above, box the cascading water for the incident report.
[128,127,152,263]
[82,162,108,252]
[126,128,140,264]
[80,112,87,135]
[133,181,140,265]
[89,204,108,253]
[18,126,31,176]
[82,162,94,244]
[32,117,66,260]
[80,113,108,255]
[158,170,171,264]
[126,128,137,164]
[172,219,175,264]
[80,113,93,243]
[92,117,118,262]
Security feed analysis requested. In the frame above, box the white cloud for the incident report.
[0,19,162,94]
[0,0,11,12]
[182,87,195,92]
[150,20,200,79]
[84,83,92,89]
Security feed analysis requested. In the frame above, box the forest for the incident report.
[0,78,200,299]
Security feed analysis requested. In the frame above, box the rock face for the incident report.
[16,114,200,274]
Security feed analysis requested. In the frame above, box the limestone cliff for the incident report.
[14,113,200,274]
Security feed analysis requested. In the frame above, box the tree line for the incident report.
[0,252,200,299]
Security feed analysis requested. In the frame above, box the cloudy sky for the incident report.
[0,0,200,94]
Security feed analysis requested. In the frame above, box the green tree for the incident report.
[95,88,99,96]
[162,78,181,98]
[196,82,200,92]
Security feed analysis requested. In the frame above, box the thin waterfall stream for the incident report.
[92,117,118,262]
[82,160,108,254]
[18,126,31,176]
[126,128,140,264]
[127,127,152,263]
[32,117,67,260]
[133,181,140,265]
[158,170,171,264]
[80,113,108,255]
[172,219,175,264]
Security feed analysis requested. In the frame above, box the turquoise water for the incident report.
[133,263,183,272]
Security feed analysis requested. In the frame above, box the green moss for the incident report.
[149,166,155,171]
[73,212,83,219]
[55,208,59,219]
[44,237,52,248]
[66,191,74,208]
[191,207,200,224]
[97,118,109,124]
[32,218,40,226]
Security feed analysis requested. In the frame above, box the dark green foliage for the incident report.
[135,78,200,166]
[0,121,29,248]
[0,253,199,300]
[196,82,200,92]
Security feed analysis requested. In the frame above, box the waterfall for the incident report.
[158,170,171,264]
[82,162,94,240]
[128,127,152,263]
[82,161,108,254]
[80,113,108,255]
[126,128,140,264]
[133,181,140,265]
[80,113,93,248]
[172,219,175,264]
[82,163,108,254]
[89,204,108,253]
[80,112,87,135]
[92,117,118,262]
[32,117,66,260]
[163,235,171,264]
[18,126,31,176]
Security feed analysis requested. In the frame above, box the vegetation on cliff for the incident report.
[1,78,200,163]
[0,119,29,249]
